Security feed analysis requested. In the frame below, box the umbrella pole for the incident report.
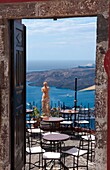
[74,78,77,127]
[74,77,77,111]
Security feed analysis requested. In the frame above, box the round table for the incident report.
[26,120,37,124]
[43,133,69,142]
[43,133,70,153]
[26,109,33,113]
[42,117,64,131]
[43,117,64,122]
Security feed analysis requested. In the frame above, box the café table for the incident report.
[26,120,37,124]
[42,117,64,131]
[26,109,33,113]
[43,133,69,144]
[42,117,64,123]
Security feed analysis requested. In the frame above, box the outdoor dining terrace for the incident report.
[25,106,95,170]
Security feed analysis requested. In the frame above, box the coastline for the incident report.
[79,85,95,92]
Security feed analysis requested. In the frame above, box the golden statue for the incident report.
[41,82,50,116]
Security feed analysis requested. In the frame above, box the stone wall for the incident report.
[0,19,10,169]
[95,9,109,169]
[0,0,109,169]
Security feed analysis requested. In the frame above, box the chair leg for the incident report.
[87,150,89,170]
[77,157,79,170]
[73,156,75,170]
[44,159,46,170]
[29,154,31,170]
[64,154,65,165]
[59,159,61,170]
[38,153,40,168]
[42,155,43,169]
[91,142,95,162]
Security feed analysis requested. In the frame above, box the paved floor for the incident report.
[25,134,95,170]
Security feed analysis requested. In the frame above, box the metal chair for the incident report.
[59,110,73,135]
[26,127,43,146]
[81,133,95,162]
[40,135,63,170]
[74,106,91,136]
[62,137,90,170]
[25,130,45,169]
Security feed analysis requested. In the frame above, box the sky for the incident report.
[22,17,97,62]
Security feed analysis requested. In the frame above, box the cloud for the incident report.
[23,17,97,61]
[23,17,97,36]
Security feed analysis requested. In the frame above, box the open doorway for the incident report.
[23,17,96,117]
[23,17,97,169]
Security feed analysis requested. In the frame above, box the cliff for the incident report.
[26,67,95,90]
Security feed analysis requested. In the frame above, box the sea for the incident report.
[26,60,95,72]
[26,60,95,129]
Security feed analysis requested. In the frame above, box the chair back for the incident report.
[76,106,91,128]
[26,130,32,151]
[78,137,90,156]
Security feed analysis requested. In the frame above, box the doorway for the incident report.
[23,17,96,122]
[23,17,96,108]
[24,18,96,169]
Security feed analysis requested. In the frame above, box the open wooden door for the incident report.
[10,20,26,170]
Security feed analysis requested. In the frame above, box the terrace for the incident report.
[25,104,95,170]
[25,138,95,170]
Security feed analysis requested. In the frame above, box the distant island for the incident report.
[26,67,95,91]
[79,85,95,91]
[78,63,95,68]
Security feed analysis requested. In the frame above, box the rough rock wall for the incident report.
[0,19,10,170]
[95,12,109,170]
[0,0,107,18]
[0,0,109,170]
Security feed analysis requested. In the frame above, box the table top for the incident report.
[60,109,79,114]
[26,120,37,124]
[43,133,70,142]
[26,109,33,113]
[43,117,64,122]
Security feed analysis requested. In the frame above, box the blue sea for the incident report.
[26,60,95,108]
[26,60,95,72]
[26,82,95,109]
[26,60,95,129]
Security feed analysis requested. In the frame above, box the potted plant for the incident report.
[32,106,41,127]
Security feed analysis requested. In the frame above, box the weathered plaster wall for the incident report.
[0,0,109,170]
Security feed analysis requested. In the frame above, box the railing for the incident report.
[26,100,95,113]
[26,100,69,112]
[26,101,95,129]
